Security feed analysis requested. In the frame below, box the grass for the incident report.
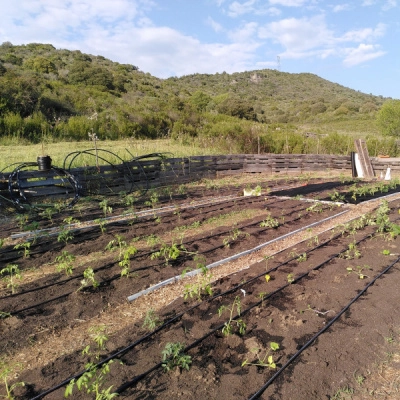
[0,138,224,172]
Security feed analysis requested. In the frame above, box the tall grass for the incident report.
[0,138,224,172]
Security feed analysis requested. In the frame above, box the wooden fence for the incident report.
[1,153,399,206]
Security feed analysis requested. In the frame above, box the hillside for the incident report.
[0,42,392,155]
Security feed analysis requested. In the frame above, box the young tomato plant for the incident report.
[78,267,99,291]
[142,309,162,331]
[0,264,22,294]
[183,259,213,301]
[161,342,192,372]
[346,265,371,279]
[0,359,25,400]
[218,296,246,336]
[54,251,75,276]
[242,342,280,368]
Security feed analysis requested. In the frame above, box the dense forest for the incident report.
[0,41,396,155]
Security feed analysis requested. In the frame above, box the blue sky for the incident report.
[1,0,399,98]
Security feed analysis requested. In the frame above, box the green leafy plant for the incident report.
[0,264,22,294]
[99,199,112,217]
[161,342,192,372]
[340,241,361,260]
[78,267,99,291]
[142,309,162,331]
[183,260,213,301]
[65,326,118,399]
[0,359,25,400]
[57,226,74,245]
[218,296,246,336]
[346,265,371,279]
[0,311,11,319]
[382,249,391,255]
[13,242,31,258]
[260,214,279,228]
[151,241,185,266]
[55,251,75,276]
[95,218,107,234]
[118,246,137,277]
[287,273,295,284]
[241,342,280,368]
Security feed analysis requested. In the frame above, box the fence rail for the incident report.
[1,153,399,208]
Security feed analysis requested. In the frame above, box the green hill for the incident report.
[0,42,394,155]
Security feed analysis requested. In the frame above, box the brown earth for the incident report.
[1,174,400,400]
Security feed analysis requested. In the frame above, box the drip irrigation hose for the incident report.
[28,216,388,399]
[7,162,80,211]
[248,255,400,400]
[127,209,349,301]
[1,201,342,315]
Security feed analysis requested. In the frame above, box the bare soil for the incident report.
[1,174,400,400]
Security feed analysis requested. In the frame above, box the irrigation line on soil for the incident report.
[127,209,349,301]
[1,201,323,314]
[9,194,242,241]
[248,255,400,399]
[29,212,386,399]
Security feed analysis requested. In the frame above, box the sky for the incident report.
[1,0,399,99]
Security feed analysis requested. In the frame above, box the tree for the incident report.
[376,100,400,137]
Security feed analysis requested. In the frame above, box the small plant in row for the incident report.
[242,342,280,369]
[218,296,247,336]
[161,342,192,372]
[65,325,120,399]
[1,264,22,294]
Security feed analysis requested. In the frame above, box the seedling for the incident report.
[218,296,247,336]
[0,311,11,319]
[340,241,361,260]
[65,326,118,399]
[13,242,31,258]
[78,267,99,291]
[241,342,280,368]
[346,265,371,279]
[260,214,279,228]
[287,273,295,284]
[183,262,213,301]
[0,264,22,294]
[161,342,192,372]
[99,199,112,217]
[55,251,75,276]
[151,241,188,266]
[258,291,269,307]
[382,249,391,256]
[142,309,162,331]
[57,226,74,245]
[0,359,25,400]
[118,246,138,277]
[94,218,107,234]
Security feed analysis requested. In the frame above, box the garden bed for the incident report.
[1,173,400,399]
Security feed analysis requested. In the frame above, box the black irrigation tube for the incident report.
[3,193,274,258]
[29,212,380,399]
[0,194,305,269]
[248,255,400,399]
[1,202,320,315]
[1,199,332,312]
[6,162,81,211]
[113,229,386,396]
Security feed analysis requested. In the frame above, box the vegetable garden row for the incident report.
[2,174,400,399]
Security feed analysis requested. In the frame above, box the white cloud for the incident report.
[383,0,397,10]
[343,44,386,66]
[258,14,387,67]
[228,22,258,42]
[226,0,282,17]
[227,0,258,17]
[206,16,224,33]
[268,0,309,6]
[332,4,351,12]
[258,15,333,53]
